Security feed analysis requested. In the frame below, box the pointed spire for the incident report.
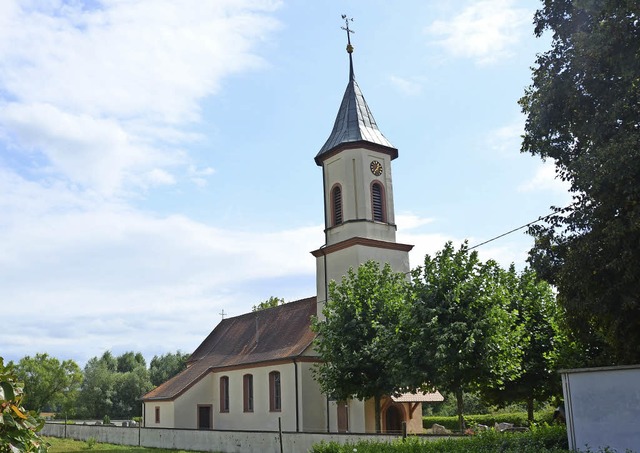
[315,16,396,165]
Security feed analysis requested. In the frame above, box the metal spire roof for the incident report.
[315,18,396,164]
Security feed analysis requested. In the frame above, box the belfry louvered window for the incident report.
[372,182,385,222]
[331,185,343,226]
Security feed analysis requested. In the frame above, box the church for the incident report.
[141,27,442,434]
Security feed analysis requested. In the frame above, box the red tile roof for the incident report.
[143,297,317,401]
[391,390,444,403]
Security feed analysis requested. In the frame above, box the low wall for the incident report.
[42,423,444,453]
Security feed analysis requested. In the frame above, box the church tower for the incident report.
[312,20,413,315]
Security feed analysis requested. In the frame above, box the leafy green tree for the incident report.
[78,351,152,419]
[520,0,640,364]
[149,351,190,387]
[112,367,153,418]
[252,296,285,311]
[77,353,117,419]
[0,357,48,452]
[12,353,82,415]
[407,242,524,431]
[116,352,146,373]
[482,267,562,421]
[312,261,410,433]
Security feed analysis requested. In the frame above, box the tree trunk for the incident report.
[374,394,382,433]
[527,397,535,423]
[455,389,465,432]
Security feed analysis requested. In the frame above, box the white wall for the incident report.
[144,401,174,429]
[174,372,215,429]
[561,364,640,452]
[43,423,448,453]
[299,361,327,432]
[213,364,296,432]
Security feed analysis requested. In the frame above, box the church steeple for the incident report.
[312,17,413,316]
[315,16,397,165]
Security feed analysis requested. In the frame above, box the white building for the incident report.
[141,35,441,434]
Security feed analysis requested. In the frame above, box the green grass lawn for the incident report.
[44,437,206,453]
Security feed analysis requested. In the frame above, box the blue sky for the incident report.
[0,0,571,367]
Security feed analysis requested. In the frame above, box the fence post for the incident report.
[402,421,407,440]
[279,417,284,453]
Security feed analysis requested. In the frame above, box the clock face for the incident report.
[370,160,383,176]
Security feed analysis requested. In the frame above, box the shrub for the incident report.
[311,425,569,452]
[423,409,555,431]
[0,358,48,453]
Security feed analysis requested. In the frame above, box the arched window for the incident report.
[243,374,253,412]
[269,371,281,412]
[331,184,343,226]
[219,376,229,413]
[371,182,385,222]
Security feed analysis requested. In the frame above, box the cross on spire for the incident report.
[219,309,227,320]
[341,15,355,79]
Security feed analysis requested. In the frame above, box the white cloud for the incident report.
[486,116,525,156]
[0,169,317,365]
[0,0,281,196]
[426,0,531,65]
[389,75,423,96]
[518,161,570,194]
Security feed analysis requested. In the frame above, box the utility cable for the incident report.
[468,212,555,251]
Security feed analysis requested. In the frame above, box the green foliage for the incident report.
[310,425,569,453]
[312,261,411,433]
[85,437,96,449]
[77,351,152,419]
[0,357,49,453]
[149,351,189,387]
[116,352,145,374]
[407,242,524,431]
[12,353,82,415]
[429,391,491,416]
[252,296,285,311]
[423,410,555,431]
[520,0,640,365]
[482,267,563,421]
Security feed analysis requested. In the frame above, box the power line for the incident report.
[468,212,555,251]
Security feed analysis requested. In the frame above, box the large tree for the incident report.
[77,351,152,419]
[77,353,117,419]
[12,353,82,415]
[312,261,411,433]
[149,351,190,387]
[407,242,523,431]
[520,0,640,364]
[482,267,563,422]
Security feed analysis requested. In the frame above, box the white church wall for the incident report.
[144,401,174,429]
[173,372,215,429]
[213,364,296,432]
[299,361,327,432]
[315,243,411,314]
[322,148,397,247]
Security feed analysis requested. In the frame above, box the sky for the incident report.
[0,0,572,367]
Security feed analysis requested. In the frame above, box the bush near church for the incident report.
[311,425,569,453]
[423,409,555,431]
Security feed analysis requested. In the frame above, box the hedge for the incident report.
[311,425,569,452]
[423,409,555,431]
